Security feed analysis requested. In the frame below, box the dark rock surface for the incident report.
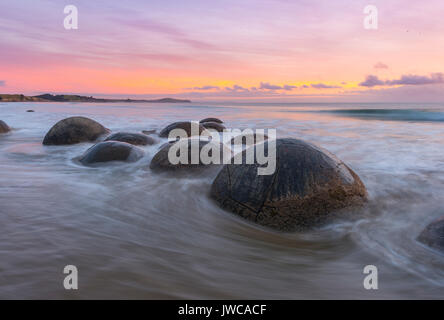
[43,117,109,145]
[105,132,155,146]
[201,121,226,132]
[79,141,144,165]
[230,133,269,145]
[142,129,156,135]
[200,117,223,124]
[210,138,367,231]
[150,138,231,171]
[0,120,10,134]
[418,217,444,253]
[159,121,207,138]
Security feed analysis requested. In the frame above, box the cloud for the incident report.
[374,62,388,69]
[359,75,386,87]
[259,82,297,91]
[0,80,5,86]
[225,84,249,92]
[386,73,444,85]
[311,83,341,89]
[359,73,444,87]
[189,85,220,90]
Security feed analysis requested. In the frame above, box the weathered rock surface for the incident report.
[200,117,223,124]
[159,121,207,138]
[150,138,231,171]
[0,120,10,133]
[201,121,226,132]
[105,132,155,146]
[230,133,269,146]
[79,141,144,165]
[418,217,444,253]
[210,138,367,231]
[43,117,109,145]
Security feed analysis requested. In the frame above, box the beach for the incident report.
[1,101,443,299]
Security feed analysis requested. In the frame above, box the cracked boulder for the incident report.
[418,217,444,253]
[43,116,109,145]
[79,141,144,165]
[210,138,367,231]
[105,132,155,146]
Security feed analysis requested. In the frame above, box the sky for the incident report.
[1,0,444,102]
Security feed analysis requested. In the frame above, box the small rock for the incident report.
[43,116,109,145]
[0,120,10,134]
[159,121,207,138]
[105,132,155,146]
[79,141,144,165]
[418,217,444,253]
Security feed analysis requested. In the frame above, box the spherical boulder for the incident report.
[79,141,144,165]
[201,121,226,132]
[159,121,207,138]
[210,138,367,231]
[200,117,223,124]
[418,217,444,253]
[105,132,155,146]
[0,120,10,134]
[150,138,231,171]
[43,116,109,145]
[230,133,269,146]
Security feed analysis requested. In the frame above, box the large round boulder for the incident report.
[150,138,231,171]
[43,117,109,145]
[210,138,367,231]
[159,121,208,138]
[201,121,226,132]
[79,141,144,165]
[418,217,444,253]
[200,117,223,124]
[0,120,10,133]
[105,132,155,146]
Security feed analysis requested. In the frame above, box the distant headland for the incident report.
[0,94,191,103]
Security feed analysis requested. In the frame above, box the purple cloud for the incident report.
[386,73,444,85]
[191,85,220,90]
[374,62,389,69]
[359,75,386,87]
[0,80,5,86]
[225,84,249,92]
[259,82,297,91]
[311,83,341,89]
[360,73,444,87]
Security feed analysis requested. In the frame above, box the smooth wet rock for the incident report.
[201,121,226,132]
[210,138,367,231]
[150,138,231,171]
[159,121,207,138]
[0,120,10,133]
[200,117,223,124]
[105,132,155,146]
[43,116,109,145]
[142,129,156,135]
[79,141,144,165]
[418,217,444,253]
[230,133,269,146]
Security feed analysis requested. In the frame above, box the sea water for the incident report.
[0,101,443,298]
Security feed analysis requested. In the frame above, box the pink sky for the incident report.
[1,0,444,101]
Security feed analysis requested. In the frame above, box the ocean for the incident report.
[0,101,443,298]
